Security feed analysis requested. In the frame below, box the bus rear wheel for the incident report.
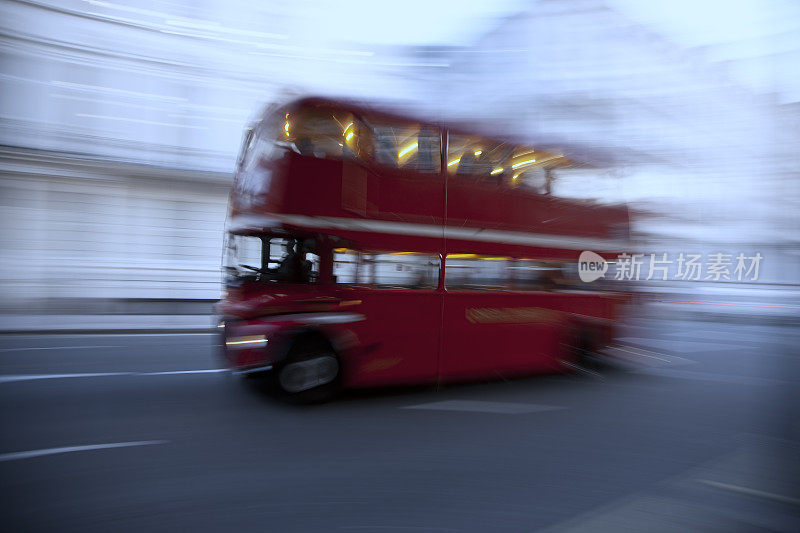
[277,336,340,403]
[560,328,599,374]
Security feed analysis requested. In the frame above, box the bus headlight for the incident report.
[225,335,268,349]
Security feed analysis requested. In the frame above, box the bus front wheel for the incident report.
[277,336,340,403]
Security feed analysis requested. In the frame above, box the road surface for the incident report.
[1,318,798,532]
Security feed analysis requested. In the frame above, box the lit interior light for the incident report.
[512,172,522,180]
[398,141,418,158]
[226,335,268,349]
[447,158,461,167]
[490,167,503,175]
[473,149,482,156]
[284,119,290,137]
[345,131,354,141]
[511,158,536,169]
[342,122,353,134]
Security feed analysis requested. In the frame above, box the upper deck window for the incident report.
[367,119,441,174]
[447,135,511,181]
[283,107,370,161]
[280,105,441,174]
[447,134,570,192]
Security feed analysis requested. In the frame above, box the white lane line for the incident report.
[0,345,125,352]
[145,369,227,375]
[602,345,696,367]
[0,372,130,383]
[696,479,800,506]
[612,345,673,362]
[0,369,227,383]
[402,400,566,414]
[3,333,216,338]
[107,333,216,337]
[632,368,784,385]
[0,440,168,462]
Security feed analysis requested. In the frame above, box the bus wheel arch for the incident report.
[276,328,341,403]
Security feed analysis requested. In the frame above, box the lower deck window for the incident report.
[444,254,511,290]
[334,250,440,289]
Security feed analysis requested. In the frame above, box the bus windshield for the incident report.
[224,234,319,284]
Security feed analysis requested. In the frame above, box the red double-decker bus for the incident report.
[217,96,631,401]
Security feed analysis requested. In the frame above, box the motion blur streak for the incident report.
[1,0,799,531]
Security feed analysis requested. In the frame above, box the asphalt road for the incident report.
[1,318,798,532]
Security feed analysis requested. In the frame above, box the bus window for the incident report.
[510,259,593,291]
[224,234,262,280]
[447,134,512,181]
[284,108,369,161]
[505,147,572,191]
[332,249,360,284]
[445,254,511,290]
[225,234,319,284]
[334,250,440,289]
[447,136,571,193]
[368,119,441,174]
[239,121,284,171]
[505,146,543,190]
[509,259,558,290]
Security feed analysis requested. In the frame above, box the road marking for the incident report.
[402,400,565,414]
[612,345,673,362]
[0,372,129,383]
[696,479,800,506]
[0,345,124,352]
[632,368,783,385]
[339,527,459,531]
[145,369,227,375]
[602,345,695,366]
[0,440,168,462]
[109,333,216,336]
[0,369,227,383]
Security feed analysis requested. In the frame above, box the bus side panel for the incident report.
[439,292,564,383]
[338,288,441,388]
[280,154,446,228]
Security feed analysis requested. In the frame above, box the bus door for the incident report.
[332,249,443,387]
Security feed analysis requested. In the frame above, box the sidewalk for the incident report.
[641,301,799,326]
[0,314,217,335]
[635,284,800,326]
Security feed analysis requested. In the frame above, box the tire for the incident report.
[276,335,341,404]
